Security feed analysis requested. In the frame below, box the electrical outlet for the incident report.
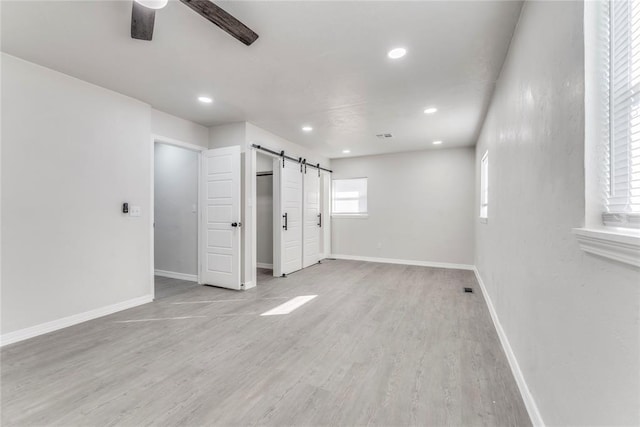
[129,206,141,217]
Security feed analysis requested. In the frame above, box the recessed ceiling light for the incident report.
[424,107,438,114]
[433,140,443,145]
[198,96,213,104]
[342,149,351,154]
[134,0,168,9]
[387,47,407,59]
[302,126,313,132]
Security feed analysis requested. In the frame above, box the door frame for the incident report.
[150,134,206,299]
[272,157,283,277]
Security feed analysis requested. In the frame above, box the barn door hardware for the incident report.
[250,144,333,174]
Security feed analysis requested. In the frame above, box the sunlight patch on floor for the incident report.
[260,295,318,316]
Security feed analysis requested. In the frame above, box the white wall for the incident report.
[1,54,152,337]
[154,143,198,276]
[152,109,208,148]
[331,148,475,266]
[208,122,247,150]
[474,2,639,425]
[256,152,274,173]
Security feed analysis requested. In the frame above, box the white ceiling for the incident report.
[1,0,522,159]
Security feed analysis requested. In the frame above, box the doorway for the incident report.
[256,151,274,283]
[153,142,200,299]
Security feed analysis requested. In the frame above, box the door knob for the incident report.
[231,222,238,227]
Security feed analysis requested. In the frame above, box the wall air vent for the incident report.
[376,133,393,139]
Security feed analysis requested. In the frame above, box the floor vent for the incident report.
[463,287,474,293]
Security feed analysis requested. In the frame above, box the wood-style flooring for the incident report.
[1,260,531,426]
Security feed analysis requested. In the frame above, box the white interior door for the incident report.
[303,168,320,268]
[200,146,241,290]
[278,159,303,275]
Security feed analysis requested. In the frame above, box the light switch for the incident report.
[191,204,197,213]
[130,206,141,217]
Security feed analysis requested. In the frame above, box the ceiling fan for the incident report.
[131,0,258,46]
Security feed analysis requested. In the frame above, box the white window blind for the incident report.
[332,178,367,214]
[480,151,489,219]
[606,0,640,228]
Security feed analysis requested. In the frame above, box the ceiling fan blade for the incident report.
[179,0,258,46]
[131,2,155,41]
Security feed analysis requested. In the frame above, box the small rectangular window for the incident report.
[480,151,489,220]
[332,178,367,215]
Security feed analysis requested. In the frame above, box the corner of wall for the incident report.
[208,122,248,149]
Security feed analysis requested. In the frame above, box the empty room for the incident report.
[1,0,639,426]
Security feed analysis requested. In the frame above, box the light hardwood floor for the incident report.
[1,260,531,426]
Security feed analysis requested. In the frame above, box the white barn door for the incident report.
[275,158,303,276]
[200,146,241,290]
[303,168,320,268]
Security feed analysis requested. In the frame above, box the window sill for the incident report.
[332,213,369,219]
[573,227,640,267]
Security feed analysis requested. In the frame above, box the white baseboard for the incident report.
[242,280,256,290]
[329,254,474,271]
[0,294,153,347]
[154,269,198,282]
[473,267,544,427]
[256,262,273,269]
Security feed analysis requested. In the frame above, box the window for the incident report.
[605,0,640,228]
[480,151,489,220]
[574,0,640,267]
[332,178,367,215]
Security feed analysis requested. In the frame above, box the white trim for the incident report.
[246,146,257,291]
[154,269,198,282]
[473,267,544,427]
[257,262,273,269]
[242,280,256,290]
[152,134,206,152]
[0,295,153,347]
[331,213,369,219]
[329,254,474,271]
[150,135,156,299]
[573,228,640,267]
[273,157,283,277]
